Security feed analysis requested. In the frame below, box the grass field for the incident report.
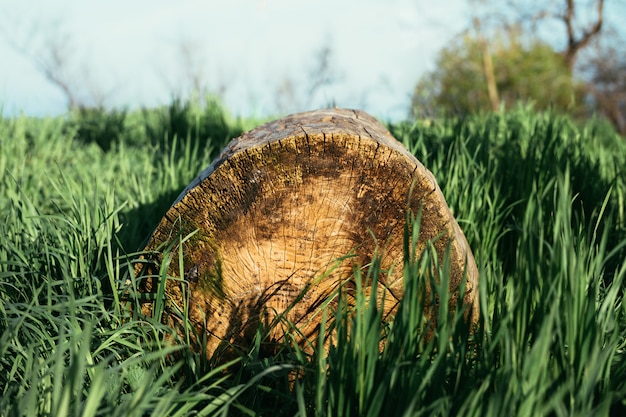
[1,100,625,416]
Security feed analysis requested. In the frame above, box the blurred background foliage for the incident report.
[412,31,587,118]
[411,0,625,136]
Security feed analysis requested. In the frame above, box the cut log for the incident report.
[138,108,479,361]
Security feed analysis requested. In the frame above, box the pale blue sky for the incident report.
[0,0,472,120]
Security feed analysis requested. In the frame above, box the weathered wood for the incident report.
[139,108,479,361]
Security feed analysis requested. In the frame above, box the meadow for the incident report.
[1,99,625,416]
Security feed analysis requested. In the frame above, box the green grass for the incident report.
[1,101,625,416]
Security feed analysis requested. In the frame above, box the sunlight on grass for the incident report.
[1,103,625,416]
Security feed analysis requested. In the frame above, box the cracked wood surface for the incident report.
[139,108,479,362]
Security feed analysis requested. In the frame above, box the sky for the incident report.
[0,0,469,121]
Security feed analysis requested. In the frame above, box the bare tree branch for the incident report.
[562,0,604,72]
[1,13,106,110]
[306,45,341,107]
[38,31,81,109]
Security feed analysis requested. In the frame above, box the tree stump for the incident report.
[138,108,479,361]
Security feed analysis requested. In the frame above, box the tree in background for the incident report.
[412,30,586,117]
[1,17,109,110]
[274,45,341,114]
[412,0,626,135]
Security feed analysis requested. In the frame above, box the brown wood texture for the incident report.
[139,108,479,361]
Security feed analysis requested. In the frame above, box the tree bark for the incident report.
[138,108,479,362]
